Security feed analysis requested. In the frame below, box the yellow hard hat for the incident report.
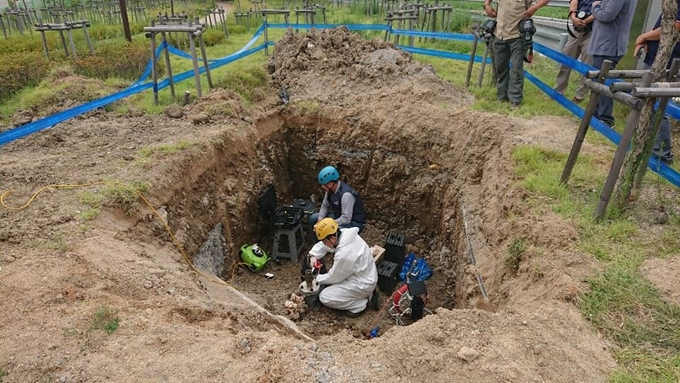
[315,218,338,240]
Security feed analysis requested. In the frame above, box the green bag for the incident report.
[239,244,269,272]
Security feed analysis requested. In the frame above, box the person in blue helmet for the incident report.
[309,165,367,234]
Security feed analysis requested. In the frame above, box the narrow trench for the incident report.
[171,111,481,339]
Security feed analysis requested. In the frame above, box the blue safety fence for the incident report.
[1,21,678,188]
[0,26,268,147]
[534,42,680,120]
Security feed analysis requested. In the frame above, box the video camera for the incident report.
[518,18,536,63]
[519,18,536,41]
[573,10,592,32]
[480,19,497,43]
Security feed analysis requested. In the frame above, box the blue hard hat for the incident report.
[318,165,339,184]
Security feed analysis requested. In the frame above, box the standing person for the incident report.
[633,3,680,166]
[553,0,595,103]
[484,0,551,109]
[309,218,378,318]
[309,165,367,233]
[586,0,638,127]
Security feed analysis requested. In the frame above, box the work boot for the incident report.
[370,290,380,311]
[344,310,364,318]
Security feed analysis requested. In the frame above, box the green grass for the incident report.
[511,144,680,382]
[27,231,70,253]
[504,237,527,272]
[91,306,120,335]
[138,140,194,157]
[450,0,569,19]
[0,366,4,382]
[97,181,149,215]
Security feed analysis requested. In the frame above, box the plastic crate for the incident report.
[384,231,405,265]
[377,260,400,295]
[274,206,303,229]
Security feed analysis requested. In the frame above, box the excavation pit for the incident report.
[182,110,496,339]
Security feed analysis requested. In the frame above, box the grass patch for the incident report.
[580,267,680,353]
[78,191,105,221]
[91,306,120,335]
[213,64,269,103]
[504,237,527,273]
[138,140,194,158]
[511,143,680,382]
[101,181,149,215]
[27,231,69,253]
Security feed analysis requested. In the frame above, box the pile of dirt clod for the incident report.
[266,27,473,107]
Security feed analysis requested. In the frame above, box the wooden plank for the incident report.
[371,245,385,263]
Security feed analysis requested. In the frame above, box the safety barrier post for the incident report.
[465,22,479,88]
[561,60,613,184]
[478,43,490,87]
[161,31,176,99]
[188,19,203,98]
[594,72,650,222]
[36,19,49,58]
[150,20,159,105]
[0,14,6,38]
[263,16,269,56]
[195,17,213,90]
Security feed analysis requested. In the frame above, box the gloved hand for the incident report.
[309,256,322,274]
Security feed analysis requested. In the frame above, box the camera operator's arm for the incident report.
[568,0,586,28]
[634,20,680,57]
[483,0,496,18]
[524,0,550,19]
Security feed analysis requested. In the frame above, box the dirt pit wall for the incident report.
[134,103,519,339]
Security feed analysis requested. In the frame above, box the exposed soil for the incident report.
[1,26,677,383]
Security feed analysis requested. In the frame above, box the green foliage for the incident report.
[202,29,227,46]
[102,181,148,215]
[0,51,52,101]
[78,191,103,220]
[91,306,120,335]
[229,24,249,35]
[0,366,4,382]
[138,140,194,157]
[213,64,269,103]
[73,40,148,80]
[580,267,680,354]
[609,350,680,382]
[87,24,126,41]
[504,237,527,272]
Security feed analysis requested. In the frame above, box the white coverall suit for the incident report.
[309,227,378,314]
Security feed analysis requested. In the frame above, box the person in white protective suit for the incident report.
[309,218,379,318]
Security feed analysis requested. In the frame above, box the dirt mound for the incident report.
[267,27,472,108]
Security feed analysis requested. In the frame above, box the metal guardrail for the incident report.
[463,9,570,51]
[461,0,571,7]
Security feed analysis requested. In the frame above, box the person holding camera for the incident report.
[587,0,638,127]
[484,0,551,109]
[632,1,680,166]
[553,0,594,104]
